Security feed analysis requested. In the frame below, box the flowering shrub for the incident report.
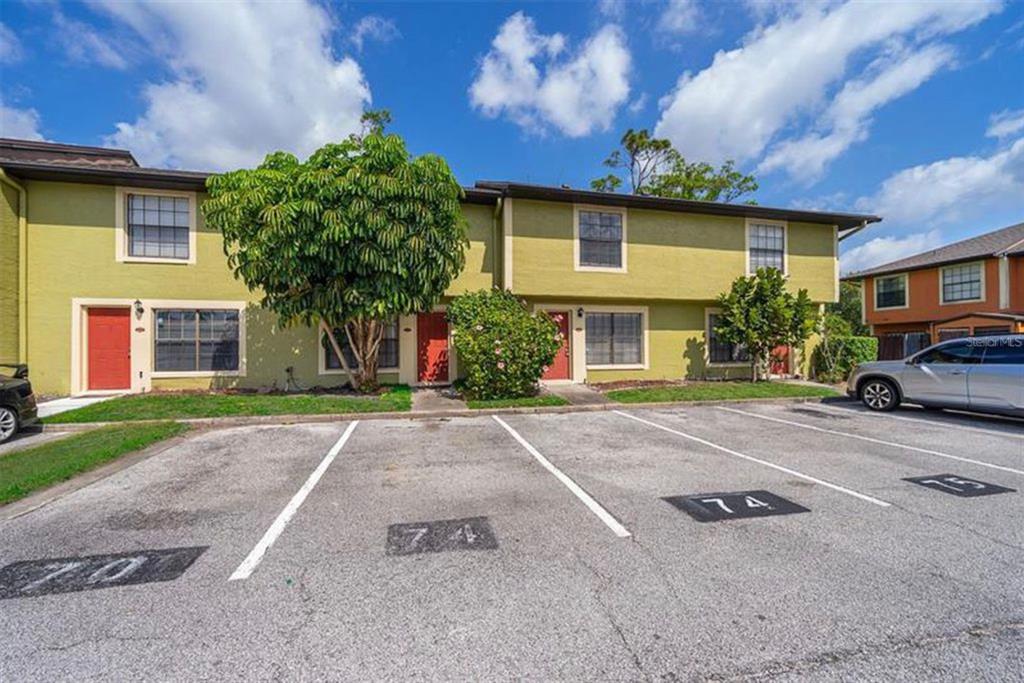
[448,289,562,400]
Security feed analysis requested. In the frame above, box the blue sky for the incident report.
[1,0,1022,273]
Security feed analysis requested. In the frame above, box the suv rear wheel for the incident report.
[0,406,17,443]
[860,378,900,412]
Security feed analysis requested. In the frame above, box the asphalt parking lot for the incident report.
[2,402,1023,680]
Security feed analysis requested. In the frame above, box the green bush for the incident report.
[812,336,878,383]
[448,289,562,400]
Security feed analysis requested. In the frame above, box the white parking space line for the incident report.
[492,416,632,538]
[613,410,891,508]
[814,403,1024,441]
[229,421,360,581]
[720,407,1024,477]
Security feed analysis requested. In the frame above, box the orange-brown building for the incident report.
[845,222,1024,359]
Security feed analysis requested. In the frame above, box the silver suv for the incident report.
[848,335,1024,417]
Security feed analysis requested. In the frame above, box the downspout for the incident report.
[0,169,27,364]
[492,196,503,289]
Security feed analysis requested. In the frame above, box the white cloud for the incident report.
[53,11,129,69]
[840,230,944,274]
[628,92,648,114]
[469,12,630,138]
[655,1,1000,168]
[598,0,625,20]
[987,108,1024,139]
[657,0,700,35]
[95,0,370,170]
[0,101,44,140]
[759,44,954,182]
[351,15,399,52]
[0,22,22,64]
[855,137,1024,226]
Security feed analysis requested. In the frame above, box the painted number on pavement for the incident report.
[386,516,498,556]
[662,490,810,523]
[0,546,207,600]
[904,474,1016,498]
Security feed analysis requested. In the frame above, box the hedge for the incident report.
[812,336,878,383]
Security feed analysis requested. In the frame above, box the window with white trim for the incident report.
[707,313,749,363]
[586,312,642,365]
[323,319,400,370]
[941,263,982,303]
[128,194,191,259]
[748,222,785,272]
[578,210,624,268]
[875,275,906,309]
[155,309,239,372]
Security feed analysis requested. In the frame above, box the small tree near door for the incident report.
[203,111,468,391]
[714,268,819,382]
[448,289,562,400]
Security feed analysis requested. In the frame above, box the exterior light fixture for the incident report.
[133,299,144,318]
[576,307,584,318]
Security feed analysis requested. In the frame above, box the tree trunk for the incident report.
[345,317,385,392]
[320,319,358,390]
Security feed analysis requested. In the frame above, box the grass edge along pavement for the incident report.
[466,395,571,410]
[44,385,413,424]
[604,381,839,404]
[0,422,188,505]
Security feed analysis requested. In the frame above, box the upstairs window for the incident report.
[748,222,785,273]
[324,319,400,370]
[577,209,625,270]
[875,274,907,309]
[128,194,191,260]
[941,262,983,303]
[155,309,239,372]
[707,312,749,364]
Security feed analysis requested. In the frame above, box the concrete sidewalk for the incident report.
[36,394,122,418]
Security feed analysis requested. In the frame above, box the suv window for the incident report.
[979,340,1024,365]
[915,342,980,365]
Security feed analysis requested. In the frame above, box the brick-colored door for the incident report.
[88,307,131,390]
[542,311,571,380]
[417,312,449,383]
[769,344,790,376]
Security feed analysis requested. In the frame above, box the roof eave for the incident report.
[476,181,881,230]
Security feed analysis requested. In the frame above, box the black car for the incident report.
[0,365,39,444]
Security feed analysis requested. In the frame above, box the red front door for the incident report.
[88,307,131,390]
[770,345,790,376]
[417,312,449,383]
[542,311,571,380]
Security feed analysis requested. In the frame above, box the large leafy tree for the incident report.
[591,128,757,203]
[203,111,468,390]
[714,268,819,381]
[825,281,869,336]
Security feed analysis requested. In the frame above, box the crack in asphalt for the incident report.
[575,551,651,682]
[703,620,1024,681]
[25,634,167,656]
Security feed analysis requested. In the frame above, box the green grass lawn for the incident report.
[46,385,412,424]
[465,395,570,410]
[605,381,838,404]
[0,422,188,505]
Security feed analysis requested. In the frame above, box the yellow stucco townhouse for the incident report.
[0,138,880,397]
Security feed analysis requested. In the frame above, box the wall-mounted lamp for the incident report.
[576,307,584,318]
[133,299,144,319]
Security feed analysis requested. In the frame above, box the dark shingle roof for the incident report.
[845,221,1024,279]
[476,181,881,233]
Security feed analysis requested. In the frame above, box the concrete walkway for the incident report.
[542,383,611,406]
[411,387,468,411]
[36,394,122,418]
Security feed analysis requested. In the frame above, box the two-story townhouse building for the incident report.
[845,221,1024,359]
[0,138,879,396]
